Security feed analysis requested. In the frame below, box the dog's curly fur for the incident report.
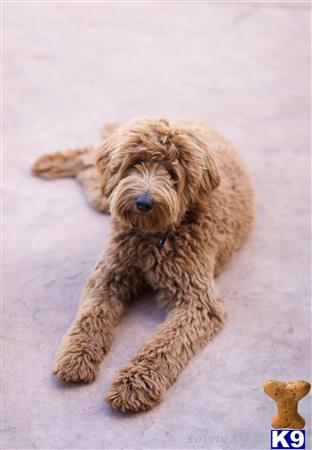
[32,118,255,412]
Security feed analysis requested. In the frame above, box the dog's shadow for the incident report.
[108,287,167,362]
[128,287,166,326]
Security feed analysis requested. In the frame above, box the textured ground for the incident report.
[2,2,311,450]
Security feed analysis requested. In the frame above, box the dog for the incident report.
[32,118,255,412]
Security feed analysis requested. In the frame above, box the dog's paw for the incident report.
[105,364,167,412]
[53,349,99,384]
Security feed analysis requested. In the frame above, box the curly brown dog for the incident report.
[32,118,255,412]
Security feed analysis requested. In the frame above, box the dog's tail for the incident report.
[31,147,95,180]
[100,122,121,139]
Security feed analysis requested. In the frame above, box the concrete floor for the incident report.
[2,2,311,449]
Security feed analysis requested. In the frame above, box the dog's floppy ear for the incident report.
[200,150,220,193]
[95,136,119,197]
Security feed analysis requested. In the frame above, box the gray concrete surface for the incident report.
[2,2,311,449]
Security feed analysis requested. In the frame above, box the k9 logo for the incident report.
[271,430,305,449]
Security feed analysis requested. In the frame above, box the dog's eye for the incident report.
[168,168,179,183]
[133,159,144,166]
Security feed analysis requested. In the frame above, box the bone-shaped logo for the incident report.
[263,379,311,429]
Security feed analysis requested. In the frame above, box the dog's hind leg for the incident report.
[32,147,109,213]
[31,147,94,179]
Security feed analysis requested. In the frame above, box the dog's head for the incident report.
[95,118,220,233]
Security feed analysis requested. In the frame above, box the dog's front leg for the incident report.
[53,257,137,384]
[106,280,226,412]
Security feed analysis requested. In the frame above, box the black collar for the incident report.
[158,231,169,248]
[128,226,174,250]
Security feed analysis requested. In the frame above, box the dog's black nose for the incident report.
[136,194,154,212]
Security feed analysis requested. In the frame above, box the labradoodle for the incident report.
[32,118,255,412]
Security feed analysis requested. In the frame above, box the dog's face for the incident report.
[96,118,220,233]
